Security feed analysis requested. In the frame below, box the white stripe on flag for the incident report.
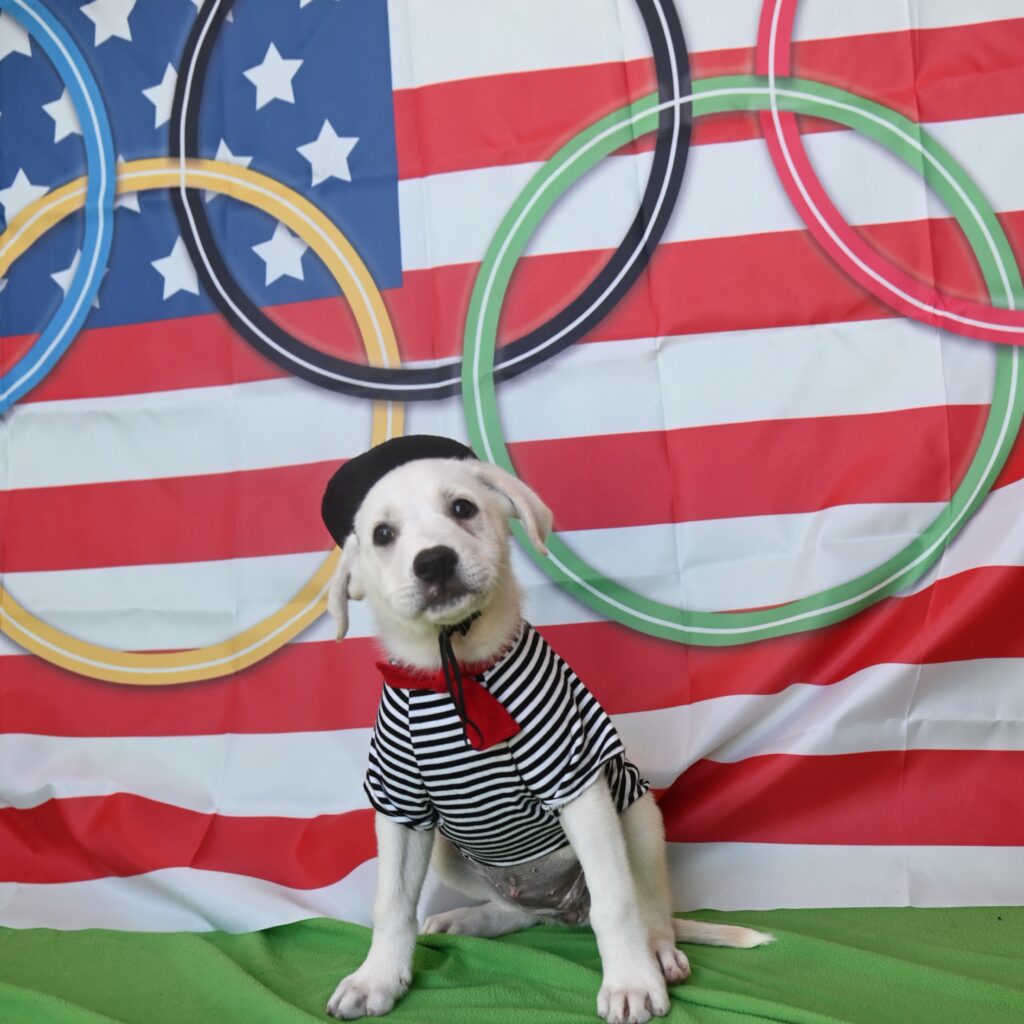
[0,860,381,932]
[387,0,651,91]
[410,322,993,445]
[2,378,376,489]
[618,657,1024,786]
[667,843,1024,912]
[0,552,333,652]
[699,0,1024,52]
[0,730,372,816]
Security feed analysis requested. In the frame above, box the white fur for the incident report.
[325,456,771,1023]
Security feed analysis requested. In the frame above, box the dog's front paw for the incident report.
[597,970,670,1024]
[325,966,410,1019]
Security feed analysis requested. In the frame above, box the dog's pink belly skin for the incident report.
[464,847,591,924]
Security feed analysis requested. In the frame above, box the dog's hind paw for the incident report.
[653,942,690,984]
[326,967,409,1019]
[423,903,535,938]
[423,906,484,935]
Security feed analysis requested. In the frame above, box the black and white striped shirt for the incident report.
[364,622,649,866]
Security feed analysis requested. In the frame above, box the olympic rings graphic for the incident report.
[167,0,692,400]
[0,0,114,413]
[462,76,1024,646]
[757,0,1024,345]
[0,158,403,684]
[5,9,1022,673]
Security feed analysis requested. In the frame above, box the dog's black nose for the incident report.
[413,546,459,583]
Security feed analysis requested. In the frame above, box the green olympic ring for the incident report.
[462,75,1024,646]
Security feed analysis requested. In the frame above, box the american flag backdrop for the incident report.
[2,0,1024,933]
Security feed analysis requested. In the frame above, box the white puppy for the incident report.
[323,447,771,1024]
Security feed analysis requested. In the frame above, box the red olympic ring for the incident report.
[756,0,1024,343]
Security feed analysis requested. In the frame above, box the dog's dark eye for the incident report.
[451,498,478,520]
[373,524,395,547]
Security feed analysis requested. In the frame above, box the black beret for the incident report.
[321,435,478,545]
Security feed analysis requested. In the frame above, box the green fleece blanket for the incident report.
[1,909,1022,1023]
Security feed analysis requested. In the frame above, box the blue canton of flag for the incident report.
[0,0,401,337]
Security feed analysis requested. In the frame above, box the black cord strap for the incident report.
[439,613,483,747]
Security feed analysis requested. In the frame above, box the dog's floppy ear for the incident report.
[472,462,553,556]
[326,537,365,641]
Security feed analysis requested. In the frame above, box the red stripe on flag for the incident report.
[0,796,376,888]
[0,636,386,737]
[691,17,1024,144]
[661,750,1024,845]
[0,460,341,572]
[515,405,991,533]
[0,311,282,400]
[393,58,659,179]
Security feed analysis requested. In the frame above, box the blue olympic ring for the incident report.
[0,0,115,413]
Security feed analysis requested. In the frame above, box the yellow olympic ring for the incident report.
[0,158,402,685]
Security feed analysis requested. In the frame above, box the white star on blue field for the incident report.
[0,0,400,338]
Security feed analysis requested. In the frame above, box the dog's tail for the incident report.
[672,918,774,948]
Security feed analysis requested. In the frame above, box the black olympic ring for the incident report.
[169,0,691,400]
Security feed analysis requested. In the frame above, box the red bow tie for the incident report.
[376,660,521,751]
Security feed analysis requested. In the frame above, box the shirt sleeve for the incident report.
[520,653,633,812]
[364,685,437,831]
